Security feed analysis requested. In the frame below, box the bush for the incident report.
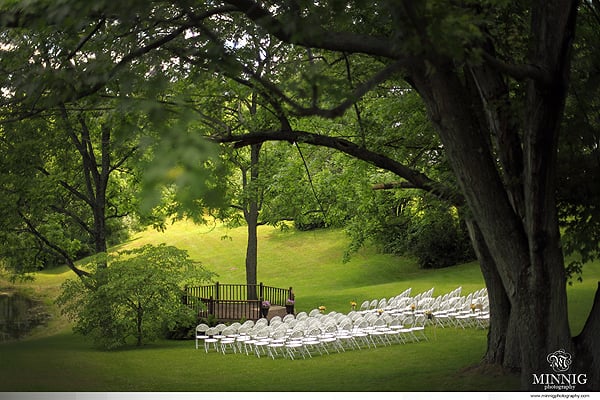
[368,198,475,269]
[56,244,215,349]
[406,208,475,269]
[294,212,326,231]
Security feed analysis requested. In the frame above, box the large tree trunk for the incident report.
[516,0,579,389]
[405,0,587,389]
[410,55,576,390]
[574,282,600,390]
[465,217,520,370]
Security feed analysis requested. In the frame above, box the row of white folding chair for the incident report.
[283,314,296,323]
[358,314,427,346]
[362,290,428,312]
[358,297,393,312]
[195,318,259,350]
[226,311,427,358]
[357,312,428,342]
[272,314,298,324]
[381,287,462,314]
[260,315,394,358]
[416,297,434,309]
[425,296,445,312]
[198,322,283,355]
[198,286,481,353]
[430,297,470,328]
[246,321,344,359]
[199,305,430,354]
[362,287,480,319]
[448,286,463,298]
[385,288,412,304]
[410,288,434,303]
[234,324,283,357]
[196,323,235,351]
[453,308,490,329]
[432,291,488,328]
[358,296,393,311]
[361,286,482,331]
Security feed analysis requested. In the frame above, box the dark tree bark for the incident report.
[574,282,600,389]
[464,217,519,370]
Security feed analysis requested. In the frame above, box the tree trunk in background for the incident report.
[245,210,258,300]
[244,143,262,300]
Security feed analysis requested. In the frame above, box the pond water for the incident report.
[0,291,49,341]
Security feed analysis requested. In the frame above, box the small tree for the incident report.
[57,244,214,349]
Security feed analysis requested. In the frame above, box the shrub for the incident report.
[358,196,475,269]
[405,207,475,269]
[56,244,215,349]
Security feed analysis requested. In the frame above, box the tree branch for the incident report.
[188,16,405,119]
[241,59,404,118]
[481,51,553,86]
[224,0,401,59]
[64,18,106,62]
[109,145,138,174]
[372,181,422,190]
[213,130,463,205]
[17,209,90,278]
[48,204,95,237]
[35,166,93,208]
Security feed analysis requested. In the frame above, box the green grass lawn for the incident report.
[1,220,598,392]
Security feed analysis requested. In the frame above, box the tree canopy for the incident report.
[1,0,600,390]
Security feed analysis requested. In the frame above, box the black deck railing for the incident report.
[183,282,294,321]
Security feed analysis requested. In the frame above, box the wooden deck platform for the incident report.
[198,302,290,321]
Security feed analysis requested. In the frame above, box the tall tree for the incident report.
[209,0,597,389]
[0,104,140,277]
[2,0,599,390]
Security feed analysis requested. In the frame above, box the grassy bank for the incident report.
[1,220,598,392]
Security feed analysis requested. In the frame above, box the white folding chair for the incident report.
[203,327,220,353]
[195,323,209,349]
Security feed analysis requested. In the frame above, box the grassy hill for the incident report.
[1,219,598,392]
[116,220,489,315]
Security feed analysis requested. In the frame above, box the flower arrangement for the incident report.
[350,301,357,310]
[318,305,326,313]
[377,309,384,315]
[286,298,295,305]
[261,300,271,309]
